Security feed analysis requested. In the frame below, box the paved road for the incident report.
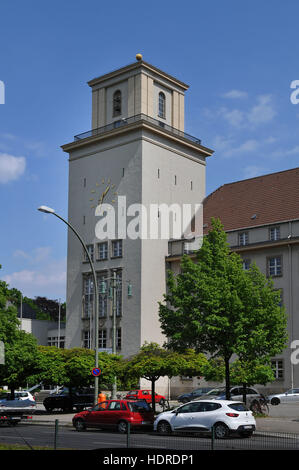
[1,423,299,451]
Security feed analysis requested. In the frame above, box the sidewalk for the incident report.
[255,416,299,434]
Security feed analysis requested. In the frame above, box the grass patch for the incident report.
[0,443,75,450]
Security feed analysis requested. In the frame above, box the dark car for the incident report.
[177,387,214,403]
[43,387,94,412]
[72,399,155,433]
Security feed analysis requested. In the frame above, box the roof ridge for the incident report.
[218,166,299,189]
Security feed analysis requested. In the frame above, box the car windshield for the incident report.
[127,401,151,412]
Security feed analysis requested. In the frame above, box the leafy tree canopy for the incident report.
[159,219,287,398]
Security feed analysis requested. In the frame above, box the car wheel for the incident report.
[74,419,86,432]
[213,422,230,439]
[157,421,172,435]
[44,405,53,412]
[117,420,128,434]
[271,397,280,406]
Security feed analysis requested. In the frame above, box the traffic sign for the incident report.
[91,367,101,377]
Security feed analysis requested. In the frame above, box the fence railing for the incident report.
[126,425,299,451]
[74,114,202,145]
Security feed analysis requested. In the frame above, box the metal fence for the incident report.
[126,425,299,451]
[74,113,202,145]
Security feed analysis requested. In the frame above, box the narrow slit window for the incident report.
[113,90,122,117]
[158,92,166,119]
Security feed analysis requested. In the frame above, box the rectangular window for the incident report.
[83,276,93,318]
[99,330,107,349]
[97,272,108,318]
[271,359,284,379]
[83,331,91,349]
[97,242,108,260]
[268,256,282,277]
[83,244,94,262]
[116,270,122,317]
[242,259,251,270]
[117,328,121,350]
[239,232,249,246]
[270,226,280,241]
[112,240,123,258]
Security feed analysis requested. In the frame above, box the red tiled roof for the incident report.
[203,167,299,233]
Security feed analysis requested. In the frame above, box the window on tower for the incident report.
[158,92,166,119]
[113,90,122,117]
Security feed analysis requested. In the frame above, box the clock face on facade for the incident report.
[89,178,118,209]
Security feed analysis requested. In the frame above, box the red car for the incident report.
[125,389,166,405]
[72,399,154,433]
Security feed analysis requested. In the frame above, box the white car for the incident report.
[0,391,35,401]
[268,388,299,405]
[154,400,256,439]
[0,391,36,408]
[199,386,263,406]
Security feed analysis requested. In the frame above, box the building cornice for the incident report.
[61,119,214,157]
[87,60,189,91]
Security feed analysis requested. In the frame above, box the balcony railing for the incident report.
[74,113,202,145]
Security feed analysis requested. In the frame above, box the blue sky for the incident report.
[1,0,299,300]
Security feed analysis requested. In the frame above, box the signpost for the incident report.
[0,341,4,365]
[91,368,101,377]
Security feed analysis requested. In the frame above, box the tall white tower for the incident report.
[62,56,213,390]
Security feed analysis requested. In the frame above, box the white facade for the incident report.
[62,59,213,394]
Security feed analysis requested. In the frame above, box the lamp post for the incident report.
[100,270,132,399]
[37,205,99,406]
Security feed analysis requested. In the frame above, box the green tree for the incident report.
[31,346,67,387]
[159,218,287,399]
[121,342,207,412]
[203,357,274,404]
[0,275,40,396]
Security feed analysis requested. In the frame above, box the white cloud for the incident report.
[206,94,276,129]
[13,247,52,264]
[212,135,259,157]
[248,95,276,125]
[220,108,245,127]
[222,90,248,99]
[269,145,299,159]
[0,153,26,183]
[3,257,66,300]
[243,165,267,179]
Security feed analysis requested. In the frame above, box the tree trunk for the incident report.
[242,383,247,405]
[151,379,156,414]
[224,356,231,400]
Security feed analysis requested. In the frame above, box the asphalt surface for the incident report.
[1,422,299,451]
[1,402,299,453]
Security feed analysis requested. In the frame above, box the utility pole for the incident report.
[111,269,117,399]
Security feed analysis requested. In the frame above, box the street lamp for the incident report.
[100,271,132,399]
[37,205,99,406]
